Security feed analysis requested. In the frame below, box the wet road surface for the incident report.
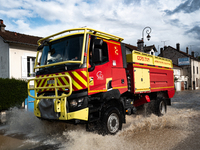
[0,89,200,150]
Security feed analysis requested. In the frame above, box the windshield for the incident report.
[40,34,84,67]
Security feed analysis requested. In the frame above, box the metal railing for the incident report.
[27,74,72,99]
[34,28,124,72]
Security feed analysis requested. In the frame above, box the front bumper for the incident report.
[29,74,89,121]
[34,96,89,121]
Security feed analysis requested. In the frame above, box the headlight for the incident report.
[70,100,78,107]
[69,98,84,108]
[78,98,84,103]
[77,98,84,107]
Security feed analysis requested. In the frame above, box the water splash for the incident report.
[59,107,198,150]
[1,90,200,150]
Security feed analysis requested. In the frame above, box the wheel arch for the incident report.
[101,98,126,123]
[149,91,171,106]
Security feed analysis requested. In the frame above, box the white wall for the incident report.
[191,59,199,89]
[173,68,181,76]
[175,82,181,91]
[9,44,38,79]
[146,49,155,55]
[0,37,9,78]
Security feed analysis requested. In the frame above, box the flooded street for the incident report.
[1,90,200,150]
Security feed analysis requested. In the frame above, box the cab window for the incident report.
[89,38,109,66]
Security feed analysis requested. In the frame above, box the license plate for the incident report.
[47,80,55,84]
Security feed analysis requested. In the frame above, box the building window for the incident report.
[27,57,36,77]
[193,66,195,74]
[197,67,198,74]
[22,56,36,78]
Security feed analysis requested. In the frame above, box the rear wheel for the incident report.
[102,107,122,135]
[154,98,167,116]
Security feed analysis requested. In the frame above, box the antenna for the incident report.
[161,40,169,46]
[157,45,160,51]
[188,45,194,51]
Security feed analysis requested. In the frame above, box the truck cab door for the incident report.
[88,39,112,95]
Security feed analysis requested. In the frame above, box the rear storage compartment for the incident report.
[126,50,174,94]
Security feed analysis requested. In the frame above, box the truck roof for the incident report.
[37,28,124,45]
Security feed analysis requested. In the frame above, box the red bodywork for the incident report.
[88,37,174,99]
[127,63,175,98]
[88,39,128,95]
[134,95,150,107]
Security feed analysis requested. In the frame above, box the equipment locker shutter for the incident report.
[134,68,150,92]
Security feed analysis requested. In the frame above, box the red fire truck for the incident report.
[28,28,175,134]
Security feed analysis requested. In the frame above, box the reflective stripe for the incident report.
[36,70,87,92]
[72,71,87,87]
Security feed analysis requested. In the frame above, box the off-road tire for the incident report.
[154,98,167,116]
[102,107,122,135]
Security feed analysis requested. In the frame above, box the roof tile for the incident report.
[0,30,41,46]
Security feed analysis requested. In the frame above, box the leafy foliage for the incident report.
[0,78,27,111]
[196,56,200,60]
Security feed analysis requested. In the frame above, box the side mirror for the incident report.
[94,39,103,47]
[93,48,102,63]
[37,44,44,51]
[91,39,103,63]
[91,39,103,53]
[37,39,51,51]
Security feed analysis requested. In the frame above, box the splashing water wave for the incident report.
[1,90,200,150]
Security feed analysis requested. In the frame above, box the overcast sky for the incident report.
[0,0,200,55]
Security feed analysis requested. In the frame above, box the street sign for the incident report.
[178,57,190,66]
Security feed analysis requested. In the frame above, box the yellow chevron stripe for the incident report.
[38,75,47,88]
[40,75,48,92]
[60,74,69,86]
[63,72,74,91]
[46,74,54,91]
[72,71,87,87]
[61,73,75,91]
[36,70,87,92]
[65,72,82,90]
[81,71,87,77]
[57,73,66,91]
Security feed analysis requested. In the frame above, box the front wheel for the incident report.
[102,107,122,135]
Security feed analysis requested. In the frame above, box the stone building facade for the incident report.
[159,43,200,90]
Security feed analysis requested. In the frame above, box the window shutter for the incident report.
[22,56,27,78]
